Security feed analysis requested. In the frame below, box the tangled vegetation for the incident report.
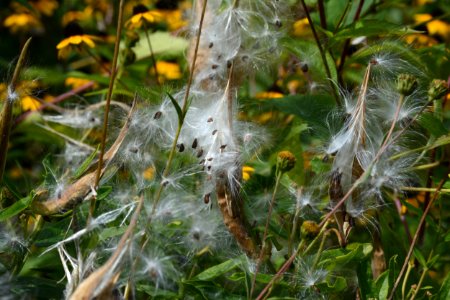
[0,0,449,299]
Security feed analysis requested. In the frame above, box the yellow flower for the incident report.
[126,5,163,30]
[20,95,41,111]
[151,61,182,81]
[242,166,255,181]
[62,9,92,26]
[56,35,99,59]
[156,9,188,31]
[414,14,450,40]
[427,20,450,39]
[30,0,59,16]
[3,13,42,34]
[404,33,437,47]
[292,18,310,37]
[143,166,155,181]
[65,77,95,89]
[255,91,284,99]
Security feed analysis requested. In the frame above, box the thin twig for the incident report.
[250,170,283,297]
[300,0,340,106]
[337,0,365,76]
[387,179,445,299]
[92,0,125,220]
[256,221,330,300]
[317,0,327,29]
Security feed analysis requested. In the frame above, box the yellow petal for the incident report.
[56,37,71,49]
[82,36,95,48]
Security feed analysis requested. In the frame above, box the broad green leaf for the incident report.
[332,20,419,42]
[418,113,448,137]
[72,146,99,179]
[319,243,373,269]
[265,94,335,126]
[356,260,372,300]
[193,258,241,281]
[0,194,34,221]
[316,276,347,292]
[133,31,188,60]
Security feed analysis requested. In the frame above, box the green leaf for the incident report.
[439,270,450,300]
[72,146,99,179]
[0,194,34,221]
[375,255,399,300]
[331,20,419,42]
[193,258,241,281]
[133,31,188,60]
[413,248,427,268]
[316,276,347,292]
[265,94,335,126]
[166,92,184,125]
[319,243,373,269]
[418,113,448,137]
[356,260,372,300]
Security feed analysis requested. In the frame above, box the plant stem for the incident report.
[299,0,340,106]
[410,266,428,300]
[317,0,327,29]
[0,37,32,186]
[250,169,283,298]
[337,0,365,76]
[400,186,450,193]
[256,221,330,300]
[124,1,208,294]
[387,178,446,300]
[143,24,161,87]
[401,259,414,300]
[92,0,125,221]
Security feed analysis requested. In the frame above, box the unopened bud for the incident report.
[277,151,296,173]
[428,79,448,101]
[396,74,418,96]
[301,220,320,240]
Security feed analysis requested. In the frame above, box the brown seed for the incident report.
[220,144,227,150]
[212,129,218,135]
[129,147,139,154]
[227,60,232,68]
[275,19,282,28]
[207,157,213,161]
[199,159,205,165]
[207,117,213,123]
[212,64,219,69]
[177,143,185,152]
[154,111,162,119]
[204,193,211,204]
[192,138,198,149]
[208,42,214,48]
[197,149,204,158]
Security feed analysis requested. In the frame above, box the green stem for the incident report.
[143,24,161,87]
[401,260,414,300]
[0,37,32,186]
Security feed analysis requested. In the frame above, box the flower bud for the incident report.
[301,220,320,240]
[277,151,296,173]
[428,79,448,101]
[396,73,418,96]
